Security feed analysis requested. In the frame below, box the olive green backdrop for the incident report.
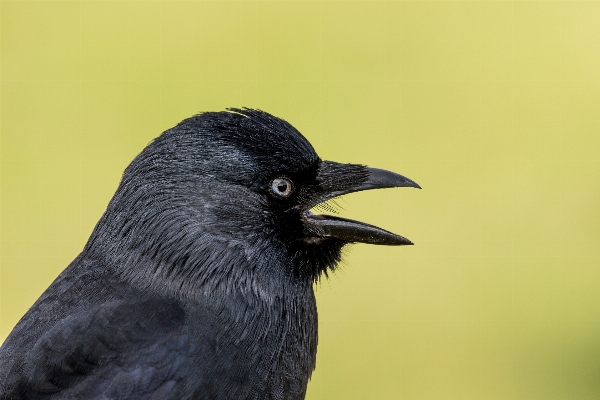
[2,1,600,399]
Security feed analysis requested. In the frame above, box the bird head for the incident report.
[87,109,419,292]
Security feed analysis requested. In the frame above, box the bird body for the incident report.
[0,109,419,399]
[1,257,317,399]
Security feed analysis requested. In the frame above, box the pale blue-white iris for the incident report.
[271,178,293,197]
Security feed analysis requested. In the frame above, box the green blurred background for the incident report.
[2,1,600,398]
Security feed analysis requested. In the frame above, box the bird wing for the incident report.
[1,297,196,400]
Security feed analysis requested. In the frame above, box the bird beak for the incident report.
[302,161,420,246]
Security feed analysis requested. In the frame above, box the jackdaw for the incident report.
[0,109,420,399]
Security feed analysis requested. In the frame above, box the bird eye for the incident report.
[271,178,293,197]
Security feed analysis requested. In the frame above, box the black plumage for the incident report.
[0,109,419,399]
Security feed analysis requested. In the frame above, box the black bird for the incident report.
[0,109,420,399]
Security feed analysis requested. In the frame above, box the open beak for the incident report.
[302,161,420,246]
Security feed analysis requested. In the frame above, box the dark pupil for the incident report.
[277,181,287,192]
[277,181,288,193]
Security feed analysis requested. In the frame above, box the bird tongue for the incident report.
[303,212,413,246]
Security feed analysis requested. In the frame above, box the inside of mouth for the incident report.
[304,210,330,220]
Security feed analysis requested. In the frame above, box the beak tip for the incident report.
[403,177,421,190]
[365,167,421,190]
[395,237,414,246]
